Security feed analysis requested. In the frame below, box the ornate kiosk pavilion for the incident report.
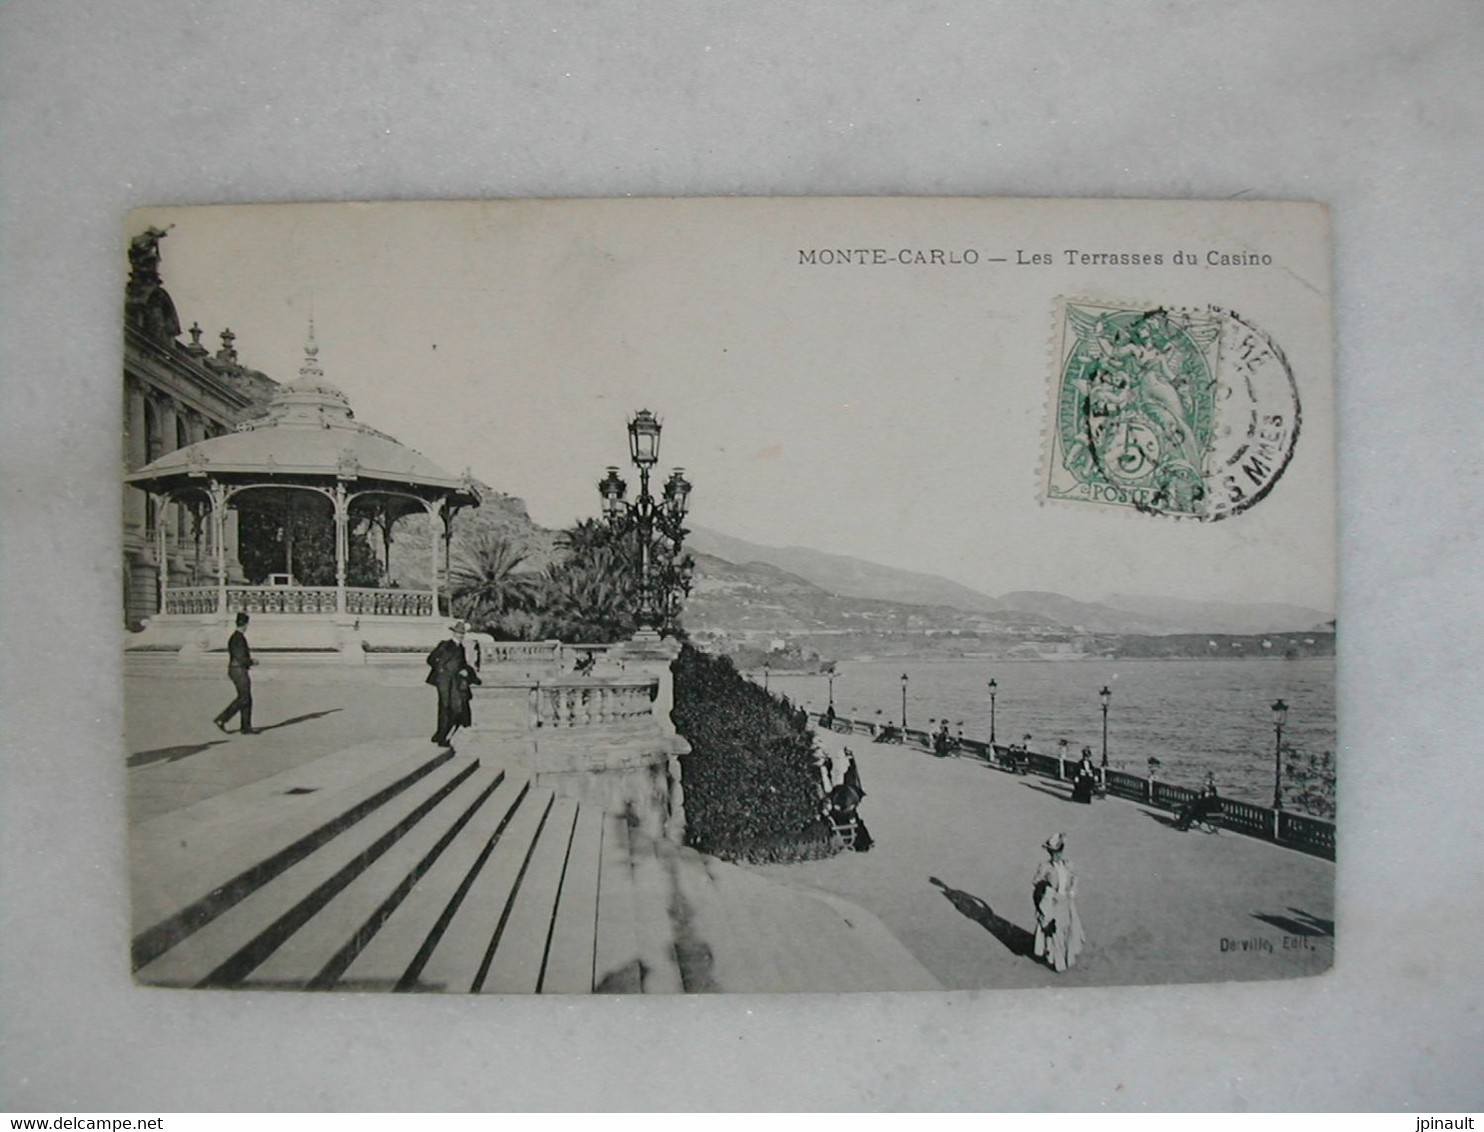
[124,329,479,661]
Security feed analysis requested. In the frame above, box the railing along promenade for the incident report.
[164,584,437,617]
[810,712,1335,862]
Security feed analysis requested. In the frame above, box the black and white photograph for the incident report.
[5,0,1482,1112]
[121,198,1335,994]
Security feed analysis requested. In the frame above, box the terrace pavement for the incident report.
[124,665,1332,992]
[748,726,1335,990]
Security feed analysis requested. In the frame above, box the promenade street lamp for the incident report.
[987,678,998,746]
[901,672,909,730]
[598,467,627,522]
[827,667,836,710]
[596,410,692,635]
[1099,685,1112,763]
[1271,698,1289,810]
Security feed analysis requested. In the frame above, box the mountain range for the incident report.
[685,525,1331,637]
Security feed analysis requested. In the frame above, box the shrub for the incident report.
[1282,747,1336,820]
[672,644,837,863]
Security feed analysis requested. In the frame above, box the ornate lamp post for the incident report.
[1099,685,1112,764]
[900,672,909,730]
[827,666,836,711]
[597,410,692,636]
[987,678,998,746]
[1271,698,1289,810]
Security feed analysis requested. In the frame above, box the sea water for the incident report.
[765,656,1337,807]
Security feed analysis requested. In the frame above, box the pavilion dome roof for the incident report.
[125,326,479,504]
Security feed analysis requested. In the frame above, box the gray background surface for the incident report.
[2,0,1481,1112]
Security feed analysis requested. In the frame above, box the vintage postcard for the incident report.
[122,197,1334,993]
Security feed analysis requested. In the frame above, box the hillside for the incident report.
[686,526,1004,613]
[374,489,1333,663]
[685,552,1054,639]
[385,479,558,589]
[1099,593,1335,636]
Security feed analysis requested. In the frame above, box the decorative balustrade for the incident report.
[225,586,339,614]
[1278,810,1336,857]
[534,679,659,729]
[1103,769,1151,803]
[161,585,440,616]
[485,640,562,666]
[162,587,220,615]
[1220,798,1274,839]
[1023,752,1063,779]
[808,711,1334,861]
[345,587,435,617]
[1152,780,1193,809]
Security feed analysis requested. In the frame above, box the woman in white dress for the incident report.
[1032,832,1086,972]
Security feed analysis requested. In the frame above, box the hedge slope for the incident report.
[672,644,835,863]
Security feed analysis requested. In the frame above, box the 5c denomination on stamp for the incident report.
[1044,299,1300,521]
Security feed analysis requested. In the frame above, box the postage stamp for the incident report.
[1045,300,1300,521]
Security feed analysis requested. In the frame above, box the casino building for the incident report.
[122,227,280,628]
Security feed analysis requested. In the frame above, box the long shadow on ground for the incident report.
[929,876,1036,958]
[254,709,344,733]
[128,741,229,769]
[1251,907,1334,937]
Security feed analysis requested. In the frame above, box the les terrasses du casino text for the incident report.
[797,247,1275,267]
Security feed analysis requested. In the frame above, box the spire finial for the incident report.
[299,318,324,384]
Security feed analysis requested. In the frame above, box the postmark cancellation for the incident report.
[1044,299,1300,521]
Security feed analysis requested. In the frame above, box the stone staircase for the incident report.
[130,742,940,994]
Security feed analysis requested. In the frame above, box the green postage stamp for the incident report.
[1045,300,1300,521]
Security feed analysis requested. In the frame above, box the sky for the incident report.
[130,198,1336,611]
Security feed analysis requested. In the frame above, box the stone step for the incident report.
[588,814,685,995]
[538,802,606,994]
[406,784,555,993]
[334,774,530,992]
[591,811,645,993]
[241,765,507,989]
[478,796,580,994]
[135,757,481,988]
[130,741,453,969]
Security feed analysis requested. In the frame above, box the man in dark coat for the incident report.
[427,620,479,746]
[213,611,257,735]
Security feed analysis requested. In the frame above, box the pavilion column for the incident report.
[210,482,228,615]
[424,498,445,618]
[333,484,349,614]
[443,509,454,606]
[154,492,170,614]
[184,414,207,582]
[190,500,206,584]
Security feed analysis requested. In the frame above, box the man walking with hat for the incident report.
[213,611,258,735]
[427,620,479,746]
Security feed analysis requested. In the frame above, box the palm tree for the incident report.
[449,533,541,635]
[558,517,614,559]
[540,552,636,643]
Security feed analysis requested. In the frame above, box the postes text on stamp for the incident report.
[1045,300,1300,521]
